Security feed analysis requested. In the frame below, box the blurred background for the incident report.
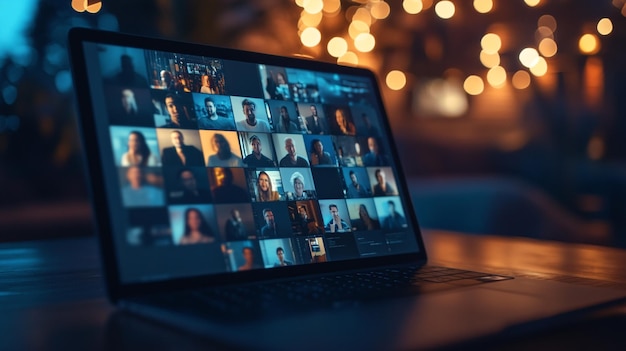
[1,0,626,247]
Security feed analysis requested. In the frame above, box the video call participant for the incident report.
[160,94,195,129]
[238,246,260,271]
[304,105,327,134]
[224,209,247,241]
[299,206,322,235]
[373,169,396,196]
[243,135,276,167]
[207,133,244,167]
[121,131,159,167]
[173,168,211,203]
[211,167,249,203]
[237,99,270,132]
[274,247,293,267]
[161,130,205,167]
[198,97,235,130]
[160,70,185,93]
[325,204,350,233]
[309,139,332,166]
[108,54,148,88]
[279,137,309,167]
[352,204,379,231]
[362,137,390,167]
[286,172,309,201]
[256,171,280,202]
[200,74,218,94]
[334,108,356,136]
[381,200,407,230]
[121,166,164,207]
[179,208,216,245]
[275,106,299,133]
[346,170,369,198]
[260,208,277,238]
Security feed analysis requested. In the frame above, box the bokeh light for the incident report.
[435,1,455,19]
[529,57,548,76]
[327,37,348,58]
[463,75,485,95]
[597,18,613,35]
[512,70,531,89]
[538,15,557,32]
[403,0,424,14]
[323,0,341,14]
[524,0,541,7]
[370,1,391,19]
[354,33,376,52]
[481,33,502,54]
[386,70,407,90]
[300,10,323,27]
[579,33,600,55]
[473,0,493,13]
[300,27,321,47]
[353,7,372,25]
[480,50,500,68]
[348,20,370,39]
[487,66,507,87]
[303,0,324,14]
[538,38,558,57]
[519,47,540,68]
[337,51,359,65]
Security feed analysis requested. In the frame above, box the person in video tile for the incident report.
[346,170,369,198]
[110,54,148,88]
[211,167,249,203]
[238,246,261,271]
[175,168,211,203]
[305,105,327,135]
[161,94,195,129]
[362,137,390,167]
[121,131,160,167]
[325,204,350,233]
[274,247,293,267]
[224,209,247,241]
[121,166,164,207]
[243,135,276,167]
[334,108,356,136]
[179,208,216,244]
[275,105,300,133]
[161,130,205,167]
[355,204,379,231]
[207,133,244,167]
[160,70,185,93]
[200,74,218,95]
[260,208,277,237]
[373,168,396,196]
[198,97,235,130]
[309,138,332,166]
[381,200,407,230]
[237,99,271,132]
[286,172,309,200]
[279,137,309,167]
[256,171,280,202]
[299,206,322,235]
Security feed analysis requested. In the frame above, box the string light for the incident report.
[300,27,321,47]
[327,37,348,57]
[338,51,359,65]
[480,50,500,68]
[487,66,507,87]
[481,33,502,54]
[463,75,484,95]
[519,47,540,68]
[435,1,455,19]
[370,1,391,20]
[386,70,407,90]
[403,0,424,14]
[303,0,324,14]
[473,0,493,14]
[349,20,370,39]
[597,18,613,35]
[354,33,376,52]
[579,33,600,55]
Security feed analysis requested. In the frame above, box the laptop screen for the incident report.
[79,38,420,283]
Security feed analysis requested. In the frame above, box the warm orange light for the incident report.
[463,75,484,95]
[386,70,407,90]
[487,66,507,87]
[354,33,376,52]
[538,38,558,57]
[349,20,370,39]
[512,70,531,89]
[579,34,600,55]
[353,7,372,25]
[323,0,341,14]
[337,51,359,65]
[300,10,323,27]
[524,0,541,7]
[295,0,305,7]
[535,26,554,41]
[538,15,557,32]
[370,1,391,19]
[530,57,548,76]
[72,0,102,13]
[480,50,500,68]
[327,37,348,58]
[473,0,493,13]
[597,18,613,35]
[303,0,324,14]
[519,48,540,68]
[300,27,321,47]
[435,1,455,19]
[481,33,501,54]
[403,0,424,14]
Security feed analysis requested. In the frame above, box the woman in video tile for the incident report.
[286,171,310,201]
[309,139,332,166]
[200,74,218,94]
[355,204,379,231]
[121,131,160,167]
[207,133,244,167]
[256,171,280,202]
[179,208,216,245]
[334,107,356,136]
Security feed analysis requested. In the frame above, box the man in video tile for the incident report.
[373,168,396,196]
[161,94,195,129]
[305,105,327,134]
[381,200,407,230]
[299,206,322,235]
[237,99,270,132]
[260,208,277,238]
[279,137,309,167]
[211,167,249,203]
[325,204,350,233]
[224,209,247,241]
[161,130,205,167]
[174,168,211,203]
[276,106,300,133]
[362,137,390,167]
[238,247,261,271]
[160,70,185,93]
[243,135,276,167]
[198,97,235,130]
[274,247,293,267]
[346,170,369,198]
[121,166,164,207]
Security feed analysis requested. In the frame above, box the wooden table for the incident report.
[3,231,626,350]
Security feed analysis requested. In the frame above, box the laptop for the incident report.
[68,27,626,350]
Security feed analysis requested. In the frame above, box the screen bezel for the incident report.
[68,27,428,302]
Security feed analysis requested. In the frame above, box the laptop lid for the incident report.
[68,28,426,301]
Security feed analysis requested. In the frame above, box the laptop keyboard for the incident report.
[157,265,512,320]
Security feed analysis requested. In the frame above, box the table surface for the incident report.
[3,231,626,351]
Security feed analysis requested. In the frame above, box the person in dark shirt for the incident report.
[160,94,195,129]
[279,137,309,167]
[161,130,205,167]
[224,209,247,241]
[243,135,276,167]
[362,137,390,167]
[260,208,277,238]
[346,170,369,198]
[381,201,407,230]
[171,168,211,203]
[211,167,249,203]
